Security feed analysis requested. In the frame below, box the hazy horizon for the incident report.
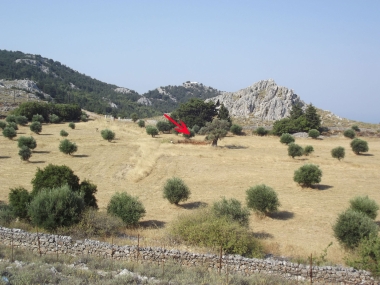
[1,0,379,124]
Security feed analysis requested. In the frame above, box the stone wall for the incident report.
[0,227,376,284]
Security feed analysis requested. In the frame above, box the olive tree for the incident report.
[17,136,37,150]
[350,138,369,155]
[200,118,230,147]
[101,129,115,142]
[2,127,17,140]
[30,121,42,134]
[331,146,345,160]
[59,139,78,155]
[293,164,322,188]
[246,184,280,215]
[163,177,191,205]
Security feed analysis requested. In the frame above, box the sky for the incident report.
[1,0,379,123]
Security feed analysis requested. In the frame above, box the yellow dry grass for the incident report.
[1,117,380,264]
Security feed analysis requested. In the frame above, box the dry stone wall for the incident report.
[0,227,376,284]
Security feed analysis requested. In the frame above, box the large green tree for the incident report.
[217,104,232,125]
[305,104,321,130]
[200,118,230,147]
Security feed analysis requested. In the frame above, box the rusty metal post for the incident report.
[310,253,313,284]
[37,228,41,257]
[11,229,14,262]
[137,234,140,262]
[219,245,222,275]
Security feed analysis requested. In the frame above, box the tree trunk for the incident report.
[211,139,218,147]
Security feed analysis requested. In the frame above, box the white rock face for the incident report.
[114,87,132,94]
[15,58,58,77]
[137,96,152,106]
[206,79,304,120]
[0,79,51,100]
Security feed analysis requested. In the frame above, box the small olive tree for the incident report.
[288,143,303,158]
[146,126,159,137]
[7,122,18,130]
[59,139,78,155]
[331,146,345,160]
[32,114,44,123]
[69,122,75,129]
[351,125,360,132]
[280,133,295,145]
[15,116,28,126]
[246,184,280,215]
[30,121,42,134]
[19,146,32,161]
[294,164,322,188]
[308,129,320,139]
[344,129,356,139]
[0,121,6,130]
[254,127,268,136]
[201,118,230,147]
[2,127,17,140]
[303,145,314,156]
[156,121,172,133]
[8,187,31,220]
[212,197,250,226]
[18,136,37,150]
[101,129,115,142]
[138,120,145,128]
[131,113,139,122]
[49,114,61,124]
[163,177,191,205]
[107,192,146,227]
[230,124,243,135]
[60,129,69,137]
[349,196,379,220]
[350,138,369,155]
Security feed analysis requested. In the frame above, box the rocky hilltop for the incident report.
[206,79,304,121]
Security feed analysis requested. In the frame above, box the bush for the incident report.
[192,124,200,134]
[28,185,85,230]
[163,177,191,205]
[17,136,37,150]
[60,129,69,137]
[0,121,6,130]
[170,208,263,257]
[68,122,75,129]
[131,113,139,122]
[146,125,159,137]
[107,192,146,227]
[8,187,31,220]
[18,146,32,161]
[280,133,295,145]
[2,127,17,140]
[308,129,320,139]
[349,196,379,220]
[293,164,322,187]
[246,184,280,215]
[15,115,28,126]
[101,129,115,141]
[303,145,314,156]
[156,121,172,133]
[0,202,15,226]
[32,114,44,123]
[30,121,42,134]
[288,143,303,158]
[352,125,360,132]
[79,180,98,209]
[183,129,195,139]
[344,129,356,139]
[254,127,268,136]
[5,115,16,123]
[7,122,18,130]
[212,197,250,226]
[333,209,378,249]
[331,146,345,160]
[230,124,243,135]
[31,164,80,196]
[138,120,145,128]
[350,138,369,154]
[80,114,88,122]
[49,114,61,124]
[59,139,78,155]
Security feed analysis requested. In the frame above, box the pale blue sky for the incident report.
[1,0,379,123]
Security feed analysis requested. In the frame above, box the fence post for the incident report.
[36,228,41,257]
[310,253,313,284]
[137,234,140,262]
[11,229,14,262]
[219,245,222,275]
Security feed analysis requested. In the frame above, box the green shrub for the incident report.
[212,197,250,226]
[79,180,98,209]
[2,127,17,140]
[101,129,115,141]
[7,122,18,130]
[59,139,78,155]
[156,121,172,133]
[32,114,44,123]
[331,146,345,160]
[183,129,195,139]
[344,129,356,139]
[28,185,85,231]
[18,146,32,161]
[0,121,6,130]
[17,136,37,150]
[230,124,243,135]
[68,122,75,129]
[8,187,31,220]
[308,129,320,139]
[146,125,159,137]
[303,145,314,156]
[138,119,145,128]
[163,177,191,205]
[288,143,303,158]
[254,127,268,136]
[170,208,263,257]
[80,114,88,122]
[352,125,360,132]
[131,113,139,122]
[5,115,16,123]
[107,192,146,227]
[246,184,280,215]
[192,124,200,134]
[49,114,61,124]
[30,121,42,134]
[333,209,378,249]
[280,133,295,145]
[15,115,28,126]
[60,129,69,137]
[293,164,322,187]
[0,202,15,226]
[31,164,80,196]
[350,138,369,154]
[349,196,379,220]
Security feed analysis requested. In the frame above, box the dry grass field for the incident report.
[1,116,380,265]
